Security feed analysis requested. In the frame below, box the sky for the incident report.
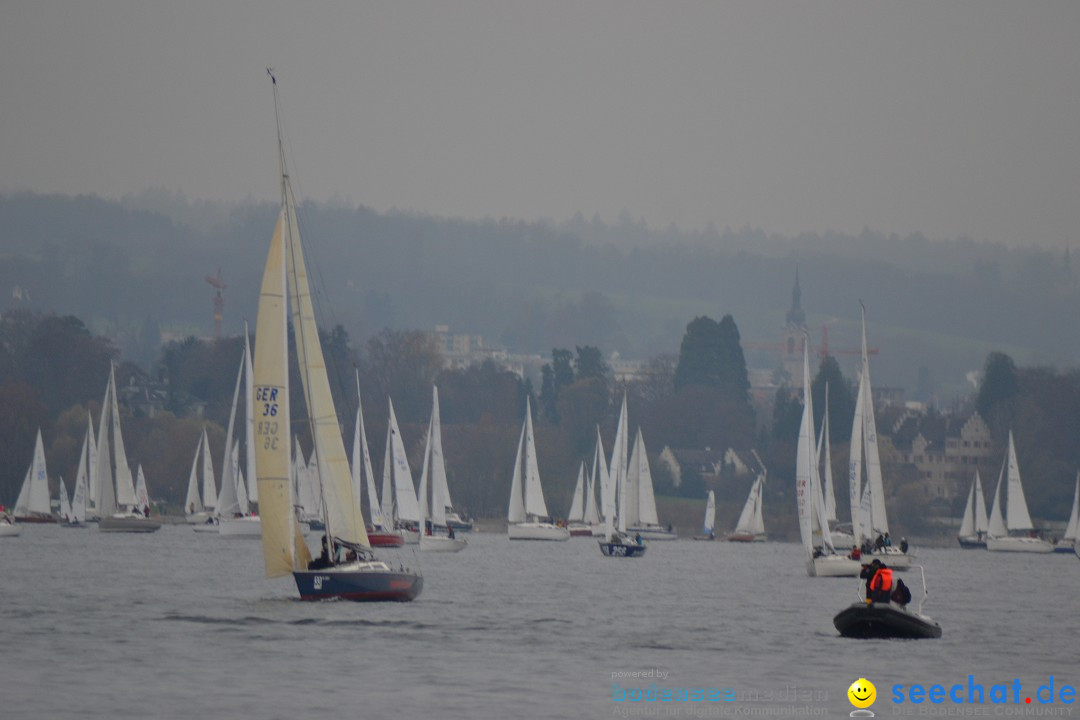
[2,1,1079,248]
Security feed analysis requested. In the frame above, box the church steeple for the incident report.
[786,266,806,330]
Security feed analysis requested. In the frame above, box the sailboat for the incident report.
[95,365,160,533]
[507,397,569,541]
[350,380,403,547]
[14,429,55,523]
[625,428,676,540]
[1054,473,1079,553]
[567,427,607,537]
[216,328,262,537]
[380,399,422,544]
[847,306,914,568]
[597,395,646,556]
[796,338,860,577]
[957,471,989,549]
[418,387,467,552]
[184,429,217,525]
[252,71,420,601]
[728,473,767,542]
[818,384,853,546]
[565,462,594,536]
[985,431,1052,553]
[693,490,716,541]
[66,453,89,528]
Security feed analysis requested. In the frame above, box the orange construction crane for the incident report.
[205,269,226,340]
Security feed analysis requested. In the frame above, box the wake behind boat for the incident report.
[252,71,421,602]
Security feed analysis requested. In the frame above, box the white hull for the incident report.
[986,535,1053,553]
[419,535,468,553]
[865,547,916,569]
[807,554,862,577]
[218,516,262,537]
[629,525,677,541]
[185,512,212,525]
[399,528,420,545]
[192,523,219,534]
[0,523,21,537]
[508,522,570,541]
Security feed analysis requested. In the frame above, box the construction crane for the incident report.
[205,269,225,340]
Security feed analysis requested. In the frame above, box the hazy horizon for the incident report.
[3,2,1079,248]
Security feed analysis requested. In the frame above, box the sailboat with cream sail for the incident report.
[252,71,420,601]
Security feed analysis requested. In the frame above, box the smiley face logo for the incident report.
[848,678,877,709]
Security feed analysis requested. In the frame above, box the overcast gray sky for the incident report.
[2,1,1078,247]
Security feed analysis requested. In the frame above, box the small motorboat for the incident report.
[834,565,941,639]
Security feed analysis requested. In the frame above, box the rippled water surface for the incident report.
[1,526,1077,719]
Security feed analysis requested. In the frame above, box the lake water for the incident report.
[1,526,1077,719]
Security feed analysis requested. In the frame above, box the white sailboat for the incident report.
[957,470,989,549]
[95,365,160,533]
[796,338,860,577]
[185,429,217,525]
[350,380,402,547]
[1055,473,1079,552]
[217,329,261,537]
[693,490,716,541]
[14,429,54,523]
[418,387,467,552]
[728,473,767,542]
[847,306,914,567]
[251,71,420,601]
[507,397,569,541]
[58,477,72,524]
[68,453,88,527]
[986,431,1052,553]
[565,461,600,536]
[382,398,421,544]
[625,427,676,540]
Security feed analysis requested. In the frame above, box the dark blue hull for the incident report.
[293,568,423,602]
[599,541,647,558]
